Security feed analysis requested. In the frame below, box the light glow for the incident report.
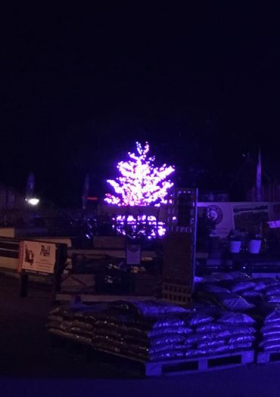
[105,142,175,206]
[26,198,40,206]
[112,214,166,237]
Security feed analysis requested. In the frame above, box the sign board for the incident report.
[232,202,269,233]
[197,202,280,238]
[19,240,56,274]
[197,202,234,239]
[126,244,141,265]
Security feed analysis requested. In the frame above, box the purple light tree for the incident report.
[105,142,175,206]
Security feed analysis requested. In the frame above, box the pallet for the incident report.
[257,351,280,364]
[144,350,255,376]
[50,332,254,376]
[91,347,254,376]
[161,281,192,305]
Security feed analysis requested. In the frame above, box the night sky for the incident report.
[1,4,279,206]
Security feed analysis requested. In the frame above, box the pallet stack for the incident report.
[162,188,198,306]
[47,299,256,376]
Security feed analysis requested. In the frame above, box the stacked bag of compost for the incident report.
[258,307,280,353]
[195,272,280,355]
[47,299,256,362]
[91,301,192,361]
[46,304,106,346]
[195,272,258,311]
[183,311,256,358]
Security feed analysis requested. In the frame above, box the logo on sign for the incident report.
[206,205,223,225]
[40,245,50,257]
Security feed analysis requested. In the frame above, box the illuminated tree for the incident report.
[105,142,175,206]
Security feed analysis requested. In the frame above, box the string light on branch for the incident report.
[105,142,175,206]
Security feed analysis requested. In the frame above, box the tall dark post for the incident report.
[26,172,35,200]
[256,147,262,202]
[20,273,29,298]
[82,174,90,211]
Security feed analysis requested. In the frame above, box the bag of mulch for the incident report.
[231,281,256,293]
[241,291,263,298]
[197,339,225,349]
[194,276,204,284]
[108,314,187,331]
[261,324,280,334]
[218,312,255,325]
[71,320,93,331]
[150,335,190,347]
[148,327,193,338]
[230,272,251,280]
[188,313,214,327]
[261,334,280,344]
[147,317,186,329]
[48,328,92,345]
[125,334,189,348]
[255,278,279,287]
[73,310,101,325]
[150,350,186,362]
[240,291,265,305]
[228,335,255,344]
[268,297,280,304]
[214,273,234,281]
[185,334,206,344]
[265,286,280,297]
[196,324,229,333]
[109,300,188,317]
[149,344,192,355]
[210,292,255,311]
[46,321,64,330]
[262,329,280,338]
[254,281,267,292]
[49,307,62,315]
[217,327,256,338]
[192,344,230,357]
[192,348,218,357]
[94,327,123,339]
[261,341,280,352]
[227,342,253,351]
[201,275,220,283]
[265,309,280,324]
[198,284,230,294]
[47,314,64,323]
[93,339,123,354]
[193,332,229,341]
[185,349,201,357]
[48,320,73,332]
[69,327,93,338]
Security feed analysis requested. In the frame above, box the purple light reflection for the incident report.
[105,142,175,206]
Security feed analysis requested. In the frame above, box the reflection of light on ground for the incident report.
[111,215,166,238]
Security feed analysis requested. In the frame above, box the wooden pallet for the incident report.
[161,281,192,305]
[89,347,254,376]
[144,350,255,376]
[257,351,280,364]
[50,333,254,376]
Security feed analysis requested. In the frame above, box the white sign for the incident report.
[197,202,234,238]
[19,241,56,274]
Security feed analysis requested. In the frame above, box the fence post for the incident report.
[20,273,29,298]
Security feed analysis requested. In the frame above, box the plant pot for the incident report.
[229,240,241,254]
[248,239,261,254]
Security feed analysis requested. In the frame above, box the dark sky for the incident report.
[1,4,280,206]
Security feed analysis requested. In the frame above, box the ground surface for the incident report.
[0,275,280,397]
